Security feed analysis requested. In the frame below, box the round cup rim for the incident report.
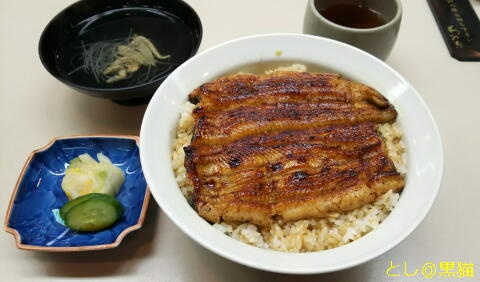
[308,0,403,33]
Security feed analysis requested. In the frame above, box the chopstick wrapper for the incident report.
[427,0,480,61]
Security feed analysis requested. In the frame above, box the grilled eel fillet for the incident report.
[184,71,405,226]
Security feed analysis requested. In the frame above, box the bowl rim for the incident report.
[4,134,151,252]
[140,33,444,273]
[38,0,203,95]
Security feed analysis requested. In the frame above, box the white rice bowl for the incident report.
[140,34,443,274]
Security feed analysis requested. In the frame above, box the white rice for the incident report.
[171,65,406,252]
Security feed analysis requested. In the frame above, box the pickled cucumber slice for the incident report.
[59,193,119,219]
[64,198,124,232]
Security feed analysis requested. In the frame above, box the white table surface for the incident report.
[1,0,479,281]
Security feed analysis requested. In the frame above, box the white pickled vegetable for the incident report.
[61,153,125,200]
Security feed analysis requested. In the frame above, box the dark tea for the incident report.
[315,1,386,29]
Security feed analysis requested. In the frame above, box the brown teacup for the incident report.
[303,0,402,60]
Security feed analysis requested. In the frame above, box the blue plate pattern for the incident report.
[5,135,149,250]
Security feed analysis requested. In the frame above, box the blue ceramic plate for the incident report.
[4,135,150,251]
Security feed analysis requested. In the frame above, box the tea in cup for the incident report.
[303,0,402,60]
